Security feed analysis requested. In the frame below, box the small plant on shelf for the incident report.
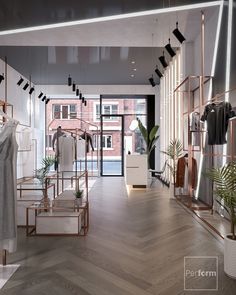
[74,189,83,206]
[74,189,83,199]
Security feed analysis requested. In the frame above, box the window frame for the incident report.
[94,102,118,122]
[52,104,77,119]
[93,134,113,150]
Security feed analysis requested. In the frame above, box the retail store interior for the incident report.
[0,0,236,294]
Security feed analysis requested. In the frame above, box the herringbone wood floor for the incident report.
[2,178,236,294]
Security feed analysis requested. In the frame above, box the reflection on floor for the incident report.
[0,265,19,290]
[2,178,236,294]
[194,210,230,239]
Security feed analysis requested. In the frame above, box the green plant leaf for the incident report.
[149,125,159,142]
[34,156,56,185]
[161,139,183,178]
[205,162,236,234]
[137,118,148,144]
[148,136,159,152]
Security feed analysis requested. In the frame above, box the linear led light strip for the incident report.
[0,1,221,35]
[196,0,224,199]
[223,0,233,165]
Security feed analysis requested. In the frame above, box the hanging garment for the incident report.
[80,132,94,153]
[175,156,197,189]
[52,128,65,150]
[201,101,235,145]
[0,119,19,253]
[58,135,75,171]
[77,138,86,159]
[189,111,201,146]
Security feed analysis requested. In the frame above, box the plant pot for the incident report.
[224,234,236,279]
[76,198,82,207]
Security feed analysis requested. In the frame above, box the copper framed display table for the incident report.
[17,178,56,227]
[17,179,56,199]
[26,201,89,236]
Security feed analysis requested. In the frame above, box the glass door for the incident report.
[101,115,124,176]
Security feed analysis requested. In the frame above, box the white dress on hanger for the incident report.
[0,119,18,253]
[77,138,86,160]
[58,135,75,171]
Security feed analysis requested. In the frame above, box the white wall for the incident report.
[0,58,45,178]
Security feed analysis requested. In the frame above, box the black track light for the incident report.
[79,92,82,100]
[45,98,50,104]
[165,39,176,57]
[155,67,163,78]
[76,88,79,96]
[42,95,46,102]
[23,82,29,90]
[68,75,72,86]
[29,87,35,95]
[84,100,87,106]
[159,52,168,68]
[17,77,24,86]
[82,97,85,103]
[172,22,185,44]
[0,73,4,84]
[148,76,156,87]
[72,81,76,92]
[38,92,43,98]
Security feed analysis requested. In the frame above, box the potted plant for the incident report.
[137,118,159,168]
[162,139,183,186]
[74,189,83,206]
[206,162,236,278]
[34,156,56,199]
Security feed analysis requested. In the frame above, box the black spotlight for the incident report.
[172,22,185,44]
[0,73,4,83]
[155,66,163,78]
[79,92,82,100]
[76,88,79,96]
[159,52,168,68]
[38,92,43,98]
[84,100,87,106]
[82,97,85,103]
[23,82,29,90]
[42,95,46,102]
[148,76,156,87]
[17,77,24,86]
[68,75,72,86]
[45,98,50,104]
[29,87,35,95]
[72,81,76,91]
[165,39,176,57]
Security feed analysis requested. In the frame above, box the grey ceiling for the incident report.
[0,46,166,85]
[0,1,219,85]
[0,0,213,31]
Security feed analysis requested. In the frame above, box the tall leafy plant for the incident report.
[162,139,183,184]
[206,162,236,240]
[137,118,159,168]
[34,156,56,186]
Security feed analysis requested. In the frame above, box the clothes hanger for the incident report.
[0,110,19,124]
[0,109,12,121]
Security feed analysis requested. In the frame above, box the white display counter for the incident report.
[125,154,148,187]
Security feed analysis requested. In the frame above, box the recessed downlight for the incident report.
[131,60,135,64]
[131,74,135,77]
[133,68,137,71]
